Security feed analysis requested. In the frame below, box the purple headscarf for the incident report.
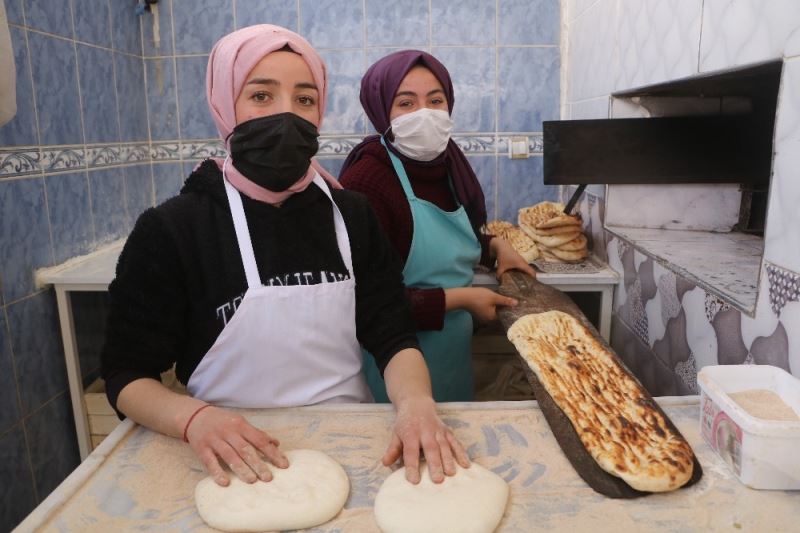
[340,50,487,232]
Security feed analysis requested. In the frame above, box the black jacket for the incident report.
[101,160,419,413]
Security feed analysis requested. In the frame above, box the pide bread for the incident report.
[482,220,540,263]
[503,227,540,262]
[507,311,695,492]
[525,230,581,248]
[518,202,588,263]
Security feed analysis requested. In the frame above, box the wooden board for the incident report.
[496,271,702,498]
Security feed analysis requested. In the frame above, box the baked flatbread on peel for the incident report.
[507,311,694,492]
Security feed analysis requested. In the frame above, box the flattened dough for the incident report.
[195,449,349,532]
[374,462,509,533]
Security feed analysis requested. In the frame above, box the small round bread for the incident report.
[530,224,584,235]
[548,246,589,262]
[503,226,540,262]
[554,234,588,252]
[526,230,581,248]
[195,449,349,532]
[483,220,514,236]
[374,462,509,533]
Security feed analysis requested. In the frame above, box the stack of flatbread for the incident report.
[483,220,540,263]
[518,202,587,263]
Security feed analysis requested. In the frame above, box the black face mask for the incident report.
[228,112,320,192]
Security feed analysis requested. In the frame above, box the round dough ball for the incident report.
[195,449,349,532]
[374,462,509,533]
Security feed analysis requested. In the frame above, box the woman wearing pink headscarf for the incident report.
[102,25,468,487]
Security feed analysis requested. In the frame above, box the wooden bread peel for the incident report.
[496,271,702,498]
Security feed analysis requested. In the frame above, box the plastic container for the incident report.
[698,365,800,490]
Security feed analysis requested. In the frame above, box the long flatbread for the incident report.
[507,311,694,492]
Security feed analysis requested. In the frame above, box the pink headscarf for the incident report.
[206,24,341,204]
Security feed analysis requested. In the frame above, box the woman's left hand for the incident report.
[491,237,536,279]
[382,396,470,484]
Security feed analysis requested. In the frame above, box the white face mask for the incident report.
[389,108,453,162]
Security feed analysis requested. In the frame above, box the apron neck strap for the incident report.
[223,157,262,288]
[312,174,354,276]
[380,137,416,201]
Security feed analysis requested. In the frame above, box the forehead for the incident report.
[396,66,443,93]
[245,50,315,84]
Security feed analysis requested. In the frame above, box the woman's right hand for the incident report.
[184,405,289,486]
[445,287,518,323]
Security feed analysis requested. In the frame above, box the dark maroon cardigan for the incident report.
[340,142,493,331]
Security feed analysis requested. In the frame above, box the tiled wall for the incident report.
[137,0,562,222]
[563,0,800,394]
[0,0,561,529]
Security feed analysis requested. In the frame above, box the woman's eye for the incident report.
[252,92,269,102]
[298,95,316,106]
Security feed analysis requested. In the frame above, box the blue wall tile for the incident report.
[72,0,111,47]
[146,58,178,140]
[45,171,93,263]
[109,0,141,54]
[0,426,37,532]
[467,154,496,220]
[89,167,128,243]
[235,0,297,30]
[497,156,557,221]
[4,0,24,25]
[432,47,495,132]
[125,163,153,220]
[0,311,20,434]
[319,49,365,134]
[78,44,120,144]
[0,27,38,146]
[0,178,52,303]
[182,160,202,178]
[499,0,559,45]
[28,32,83,146]
[26,392,80,498]
[366,0,427,47]
[153,162,184,205]
[172,0,233,55]
[176,56,218,139]
[316,157,344,179]
[142,0,173,56]
[431,0,495,46]
[301,0,362,49]
[23,0,73,38]
[7,291,66,415]
[115,53,149,142]
[498,47,559,132]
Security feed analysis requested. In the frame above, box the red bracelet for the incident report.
[182,404,212,443]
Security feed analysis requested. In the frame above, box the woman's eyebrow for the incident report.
[295,82,318,91]
[394,88,443,99]
[245,78,279,86]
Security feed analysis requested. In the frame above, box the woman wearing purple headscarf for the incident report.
[340,50,534,402]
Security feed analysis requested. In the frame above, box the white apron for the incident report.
[186,170,372,407]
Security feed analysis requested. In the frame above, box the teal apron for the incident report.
[363,140,482,402]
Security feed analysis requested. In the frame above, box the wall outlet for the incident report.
[508,136,529,159]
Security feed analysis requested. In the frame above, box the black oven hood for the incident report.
[543,60,782,187]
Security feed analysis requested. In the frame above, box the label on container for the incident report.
[701,393,743,475]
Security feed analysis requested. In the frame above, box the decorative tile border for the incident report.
[766,262,800,317]
[0,148,41,177]
[0,133,546,177]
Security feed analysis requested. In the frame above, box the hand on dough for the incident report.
[185,405,289,486]
[382,396,470,484]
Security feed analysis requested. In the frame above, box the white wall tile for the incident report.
[740,270,779,349]
[615,0,702,91]
[606,184,740,231]
[682,286,719,370]
[569,96,609,119]
[566,0,600,22]
[567,0,619,101]
[764,57,800,272]
[700,0,800,71]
